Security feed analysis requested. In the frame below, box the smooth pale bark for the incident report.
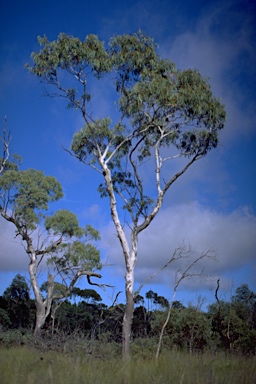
[122,280,134,358]
[29,256,102,336]
[28,251,54,336]
[101,152,200,358]
[122,249,136,358]
[102,165,135,357]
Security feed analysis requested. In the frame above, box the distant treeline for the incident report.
[0,274,255,355]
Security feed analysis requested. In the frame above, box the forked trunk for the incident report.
[29,255,52,337]
[34,303,47,337]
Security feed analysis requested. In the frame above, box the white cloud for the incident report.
[100,202,256,291]
[161,1,256,139]
[0,217,51,274]
[0,217,28,272]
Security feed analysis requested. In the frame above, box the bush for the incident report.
[0,329,34,347]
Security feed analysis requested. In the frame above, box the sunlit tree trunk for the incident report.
[122,247,137,358]
[102,166,139,359]
[28,251,53,336]
[122,273,134,358]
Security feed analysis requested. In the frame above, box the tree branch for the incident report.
[134,245,184,298]
[156,246,215,359]
[0,116,11,174]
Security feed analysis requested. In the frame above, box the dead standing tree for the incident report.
[155,245,215,359]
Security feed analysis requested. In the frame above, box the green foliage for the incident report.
[0,168,63,230]
[232,283,256,307]
[48,240,101,273]
[72,287,102,303]
[71,118,118,166]
[84,224,101,241]
[53,300,100,333]
[40,281,68,298]
[0,309,11,328]
[0,154,22,173]
[34,32,111,75]
[26,33,111,116]
[2,275,33,329]
[0,330,34,348]
[45,209,83,237]
[172,306,211,352]
[208,284,256,354]
[145,290,169,309]
[2,275,30,302]
[0,281,255,355]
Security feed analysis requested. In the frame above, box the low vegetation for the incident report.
[0,344,255,384]
[0,276,256,383]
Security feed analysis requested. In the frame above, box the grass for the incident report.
[0,346,255,384]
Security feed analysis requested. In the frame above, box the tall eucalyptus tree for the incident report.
[28,31,226,356]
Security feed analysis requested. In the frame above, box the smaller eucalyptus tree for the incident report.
[0,163,102,336]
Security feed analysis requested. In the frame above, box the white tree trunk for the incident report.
[102,164,139,359]
[122,248,136,358]
[28,252,52,336]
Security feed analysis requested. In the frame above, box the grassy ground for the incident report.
[0,346,255,384]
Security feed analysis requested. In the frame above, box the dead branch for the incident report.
[86,274,114,288]
[0,117,11,174]
[155,246,216,359]
[134,242,189,298]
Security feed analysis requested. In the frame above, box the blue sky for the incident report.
[0,0,255,308]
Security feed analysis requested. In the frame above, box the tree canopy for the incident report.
[0,168,63,231]
[27,31,225,228]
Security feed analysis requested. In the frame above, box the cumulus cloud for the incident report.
[0,217,28,272]
[0,217,51,273]
[162,1,256,139]
[100,202,256,292]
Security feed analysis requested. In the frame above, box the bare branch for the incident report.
[136,154,200,235]
[134,245,184,298]
[156,246,215,359]
[63,145,103,174]
[215,278,220,304]
[0,116,11,174]
[87,274,114,288]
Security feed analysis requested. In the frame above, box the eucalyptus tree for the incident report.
[0,166,102,336]
[27,31,226,356]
